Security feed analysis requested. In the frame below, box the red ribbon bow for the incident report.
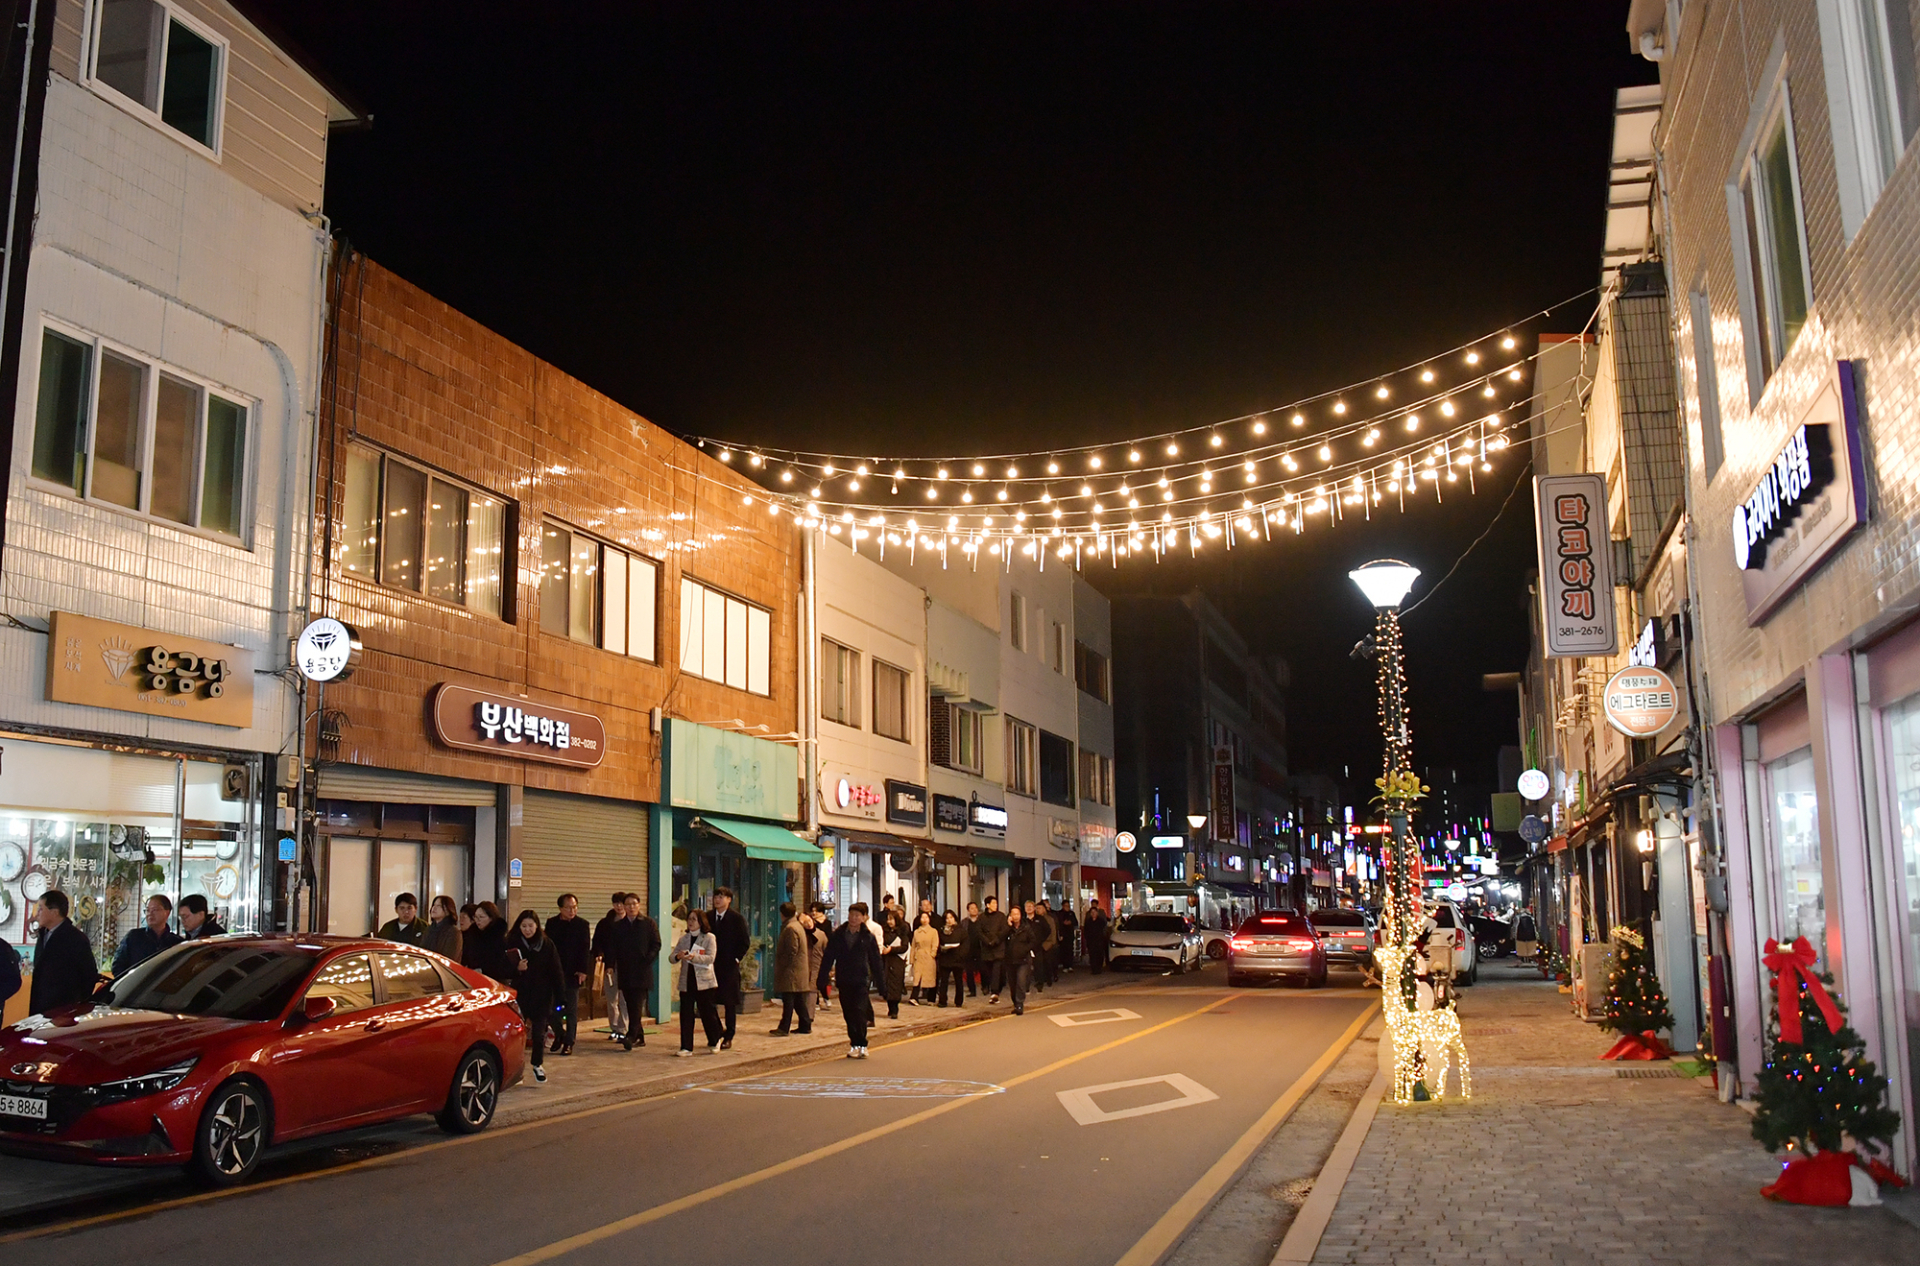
[1762,936,1842,1046]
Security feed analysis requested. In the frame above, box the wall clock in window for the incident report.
[0,842,22,883]
[211,865,240,900]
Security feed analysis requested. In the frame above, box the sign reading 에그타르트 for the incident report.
[46,611,255,727]
[1602,666,1679,738]
[1533,473,1617,658]
[429,683,606,769]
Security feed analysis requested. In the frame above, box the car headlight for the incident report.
[92,1057,199,1104]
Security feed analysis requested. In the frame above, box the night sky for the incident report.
[257,1,1655,799]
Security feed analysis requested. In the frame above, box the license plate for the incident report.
[0,1092,49,1121]
[1129,948,1156,956]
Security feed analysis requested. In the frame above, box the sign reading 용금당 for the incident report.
[47,611,255,728]
[1533,473,1617,658]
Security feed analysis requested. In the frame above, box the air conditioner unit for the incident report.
[1575,942,1616,1020]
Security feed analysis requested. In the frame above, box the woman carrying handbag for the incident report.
[671,908,725,1056]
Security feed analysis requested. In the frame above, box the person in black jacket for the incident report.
[935,910,967,1007]
[1085,903,1111,974]
[708,887,751,1050]
[505,910,565,1083]
[1055,902,1079,973]
[607,894,663,1049]
[111,895,182,977]
[975,896,1009,1003]
[876,908,909,1019]
[1003,906,1044,1015]
[960,901,982,998]
[29,891,98,1015]
[592,893,630,1041]
[178,893,226,940]
[817,902,885,1057]
[466,902,510,980]
[545,894,593,1056]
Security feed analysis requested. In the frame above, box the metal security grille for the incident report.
[517,790,650,917]
[1611,264,1685,588]
[316,765,497,806]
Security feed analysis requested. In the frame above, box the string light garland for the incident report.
[690,295,1594,567]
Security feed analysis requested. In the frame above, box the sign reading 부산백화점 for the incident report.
[1731,362,1868,623]
[1602,666,1679,738]
[429,683,607,769]
[1534,473,1616,658]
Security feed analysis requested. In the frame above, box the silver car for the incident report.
[1226,909,1329,987]
[1108,913,1204,972]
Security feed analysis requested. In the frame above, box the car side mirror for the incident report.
[288,995,336,1028]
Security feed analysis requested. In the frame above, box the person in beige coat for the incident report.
[908,911,940,1005]
[771,903,813,1036]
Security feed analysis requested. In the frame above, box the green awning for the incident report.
[693,816,824,864]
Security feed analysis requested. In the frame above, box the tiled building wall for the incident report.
[1664,0,1920,717]
[314,254,799,801]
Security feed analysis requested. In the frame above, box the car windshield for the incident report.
[105,943,316,1022]
[1117,914,1187,934]
[1241,914,1305,932]
[1311,910,1368,927]
[1432,906,1457,928]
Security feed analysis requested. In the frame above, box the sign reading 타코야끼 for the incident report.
[1533,473,1617,659]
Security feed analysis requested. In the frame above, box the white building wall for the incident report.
[0,76,326,757]
[1074,576,1116,873]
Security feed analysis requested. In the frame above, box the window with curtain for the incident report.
[821,639,859,727]
[680,578,771,695]
[873,660,910,742]
[341,444,506,618]
[538,522,658,657]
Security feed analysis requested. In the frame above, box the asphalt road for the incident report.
[3,972,1375,1265]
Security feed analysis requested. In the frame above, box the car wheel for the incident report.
[1206,940,1227,960]
[190,1079,270,1187]
[437,1047,501,1135]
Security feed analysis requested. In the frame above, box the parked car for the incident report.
[1108,913,1205,973]
[1306,907,1375,969]
[1226,909,1328,987]
[1427,900,1478,986]
[1197,926,1234,959]
[0,935,525,1186]
[1469,914,1512,962]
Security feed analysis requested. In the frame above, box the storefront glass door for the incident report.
[1763,746,1824,961]
[1879,695,1920,1140]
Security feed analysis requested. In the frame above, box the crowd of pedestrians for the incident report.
[0,887,233,1018]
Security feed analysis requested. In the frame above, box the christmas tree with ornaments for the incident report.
[1599,923,1673,1059]
[1752,936,1904,1206]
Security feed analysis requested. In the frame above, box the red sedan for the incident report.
[0,935,525,1185]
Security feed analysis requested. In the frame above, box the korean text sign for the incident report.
[1533,473,1617,658]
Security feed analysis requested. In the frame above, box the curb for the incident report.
[1270,1064,1387,1264]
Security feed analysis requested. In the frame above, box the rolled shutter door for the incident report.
[316,765,497,807]
[518,790,650,916]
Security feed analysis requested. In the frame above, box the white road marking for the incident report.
[700,1077,1004,1099]
[1056,1073,1219,1125]
[1047,1007,1143,1028]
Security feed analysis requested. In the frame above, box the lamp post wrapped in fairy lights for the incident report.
[1350,560,1470,1104]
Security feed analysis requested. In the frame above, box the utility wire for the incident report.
[1399,455,1534,620]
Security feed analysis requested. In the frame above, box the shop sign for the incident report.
[823,772,881,820]
[1115,830,1138,853]
[430,683,606,768]
[1602,665,1679,738]
[969,798,1007,838]
[1516,768,1550,801]
[1048,817,1079,851]
[293,617,361,682]
[1533,473,1617,658]
[1518,815,1549,845]
[46,611,255,728]
[884,779,927,827]
[1150,834,1185,849]
[665,719,799,822]
[933,793,969,834]
[1734,363,1868,623]
[1211,748,1235,842]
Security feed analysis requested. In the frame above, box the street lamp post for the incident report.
[1350,559,1468,1103]
[1186,813,1208,885]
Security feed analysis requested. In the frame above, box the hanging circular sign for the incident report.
[1517,815,1550,845]
[1602,665,1679,738]
[294,618,362,683]
[1446,882,1469,903]
[1115,831,1137,853]
[1516,768,1550,801]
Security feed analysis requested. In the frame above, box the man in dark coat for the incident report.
[817,902,885,1056]
[29,890,98,1015]
[592,893,629,1041]
[545,894,594,1056]
[1003,906,1043,1015]
[1055,902,1079,973]
[960,900,982,997]
[111,894,182,976]
[606,894,662,1050]
[1084,903,1112,973]
[1033,900,1058,991]
[975,895,1009,1003]
[178,894,226,939]
[708,887,751,1050]
[375,893,428,945]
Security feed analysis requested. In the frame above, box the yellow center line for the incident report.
[485,993,1241,1266]
[0,984,1179,1243]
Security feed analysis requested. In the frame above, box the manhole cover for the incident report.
[1614,1066,1682,1079]
[700,1077,1003,1099]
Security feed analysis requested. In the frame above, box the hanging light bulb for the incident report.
[893,467,907,481]
[1333,401,1348,415]
[719,449,733,463]
[1089,455,1103,469]
[1252,420,1267,435]
[1406,415,1420,431]
[811,485,823,497]
[1291,414,1306,427]
[781,469,795,483]
[1129,450,1142,463]
[1080,484,1093,497]
[1318,445,1333,462]
[997,488,1009,501]
[1500,335,1516,350]
[1465,351,1480,365]
[972,463,985,476]
[937,467,950,479]
[1006,465,1019,478]
[960,491,973,502]
[1420,369,1435,383]
[1375,385,1390,399]
[1509,369,1522,382]
[1047,461,1060,474]
[1210,433,1224,448]
[1440,400,1455,417]
[1166,442,1179,456]
[848,479,861,491]
[823,462,835,475]
[1483,384,1496,397]
[749,453,764,467]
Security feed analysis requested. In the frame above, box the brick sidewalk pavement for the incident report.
[1311,959,1917,1266]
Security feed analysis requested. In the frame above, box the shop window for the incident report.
[822,639,860,727]
[1006,718,1037,796]
[1763,746,1825,960]
[30,325,253,540]
[342,444,508,618]
[1039,729,1075,807]
[680,577,771,695]
[1735,89,1812,394]
[88,0,227,153]
[1075,641,1111,702]
[1881,689,1920,1122]
[873,660,910,742]
[1079,750,1113,806]
[539,521,658,658]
